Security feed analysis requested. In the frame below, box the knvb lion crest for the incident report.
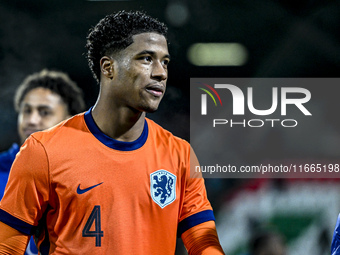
[150,170,176,209]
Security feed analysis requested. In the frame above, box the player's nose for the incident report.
[151,61,167,81]
[27,110,41,125]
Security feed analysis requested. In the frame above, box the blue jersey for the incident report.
[0,143,38,255]
[332,214,340,255]
[0,143,19,199]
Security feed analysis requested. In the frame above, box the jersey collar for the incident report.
[84,108,148,151]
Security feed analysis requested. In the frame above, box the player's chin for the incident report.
[143,105,159,113]
[141,98,163,113]
[141,102,161,113]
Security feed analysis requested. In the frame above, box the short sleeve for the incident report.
[0,136,50,235]
[177,146,215,236]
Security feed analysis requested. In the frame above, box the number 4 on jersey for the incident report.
[82,205,104,247]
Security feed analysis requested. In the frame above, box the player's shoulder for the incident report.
[146,118,189,149]
[30,112,86,144]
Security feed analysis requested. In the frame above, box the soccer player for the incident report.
[0,69,85,255]
[0,11,224,254]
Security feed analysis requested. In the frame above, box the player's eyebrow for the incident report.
[21,103,53,110]
[137,50,171,60]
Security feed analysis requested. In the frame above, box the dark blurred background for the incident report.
[1,0,340,254]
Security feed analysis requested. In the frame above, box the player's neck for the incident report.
[91,102,145,142]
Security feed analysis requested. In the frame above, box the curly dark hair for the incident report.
[14,69,86,115]
[86,10,168,84]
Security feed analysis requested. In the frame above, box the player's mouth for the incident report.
[145,84,165,97]
[23,128,40,137]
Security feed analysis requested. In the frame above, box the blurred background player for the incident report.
[0,69,85,255]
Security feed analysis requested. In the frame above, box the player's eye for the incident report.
[21,107,31,115]
[162,59,170,68]
[39,109,52,117]
[140,56,152,63]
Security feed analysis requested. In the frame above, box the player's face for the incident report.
[17,87,70,143]
[112,32,170,113]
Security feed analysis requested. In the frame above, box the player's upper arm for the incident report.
[178,146,214,236]
[179,147,224,254]
[1,136,50,227]
[0,221,29,255]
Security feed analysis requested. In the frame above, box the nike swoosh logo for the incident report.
[77,182,103,194]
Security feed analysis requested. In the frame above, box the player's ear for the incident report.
[100,56,114,79]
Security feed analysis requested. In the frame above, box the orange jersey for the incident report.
[0,109,214,254]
